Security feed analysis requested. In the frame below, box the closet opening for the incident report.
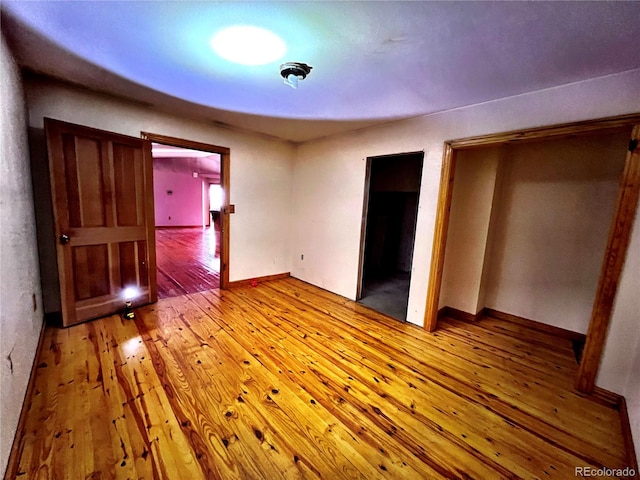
[424,114,640,393]
[357,151,424,321]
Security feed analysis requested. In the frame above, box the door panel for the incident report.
[113,142,144,226]
[46,118,157,327]
[72,244,110,300]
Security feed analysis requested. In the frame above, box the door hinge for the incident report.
[629,138,638,153]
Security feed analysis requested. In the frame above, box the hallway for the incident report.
[155,226,220,298]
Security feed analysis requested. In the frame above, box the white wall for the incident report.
[292,69,640,326]
[153,163,205,227]
[597,198,640,457]
[10,61,640,466]
[0,37,44,477]
[24,77,296,286]
[439,131,628,335]
[483,132,628,333]
[440,147,501,314]
[291,68,640,459]
[440,133,627,333]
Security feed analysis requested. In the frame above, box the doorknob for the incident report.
[59,234,70,245]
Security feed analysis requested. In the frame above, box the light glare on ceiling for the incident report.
[210,26,286,65]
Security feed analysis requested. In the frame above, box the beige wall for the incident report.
[0,37,44,477]
[24,77,296,305]
[292,69,640,326]
[440,132,628,334]
[483,132,628,333]
[291,69,640,455]
[3,52,639,470]
[597,200,640,456]
[440,147,501,314]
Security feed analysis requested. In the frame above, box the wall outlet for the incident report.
[301,254,304,260]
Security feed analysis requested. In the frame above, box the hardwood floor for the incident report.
[155,226,220,299]
[9,278,631,479]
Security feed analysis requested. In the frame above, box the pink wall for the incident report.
[153,168,204,227]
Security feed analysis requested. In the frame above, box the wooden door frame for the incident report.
[141,132,231,289]
[423,113,640,394]
[356,157,373,300]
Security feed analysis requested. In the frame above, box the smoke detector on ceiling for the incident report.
[280,62,313,89]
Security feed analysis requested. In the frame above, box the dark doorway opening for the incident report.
[358,152,424,321]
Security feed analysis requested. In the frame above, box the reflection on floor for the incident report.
[13,278,628,479]
[358,272,411,321]
[156,226,220,299]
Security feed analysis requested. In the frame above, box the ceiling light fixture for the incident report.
[280,62,313,89]
[210,26,286,65]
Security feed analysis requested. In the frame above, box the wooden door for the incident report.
[46,118,157,327]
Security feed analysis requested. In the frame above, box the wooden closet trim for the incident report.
[423,113,640,394]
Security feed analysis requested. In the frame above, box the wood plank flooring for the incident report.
[9,278,631,479]
[155,227,220,299]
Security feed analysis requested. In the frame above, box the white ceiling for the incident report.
[151,143,221,175]
[3,1,640,143]
[151,143,218,159]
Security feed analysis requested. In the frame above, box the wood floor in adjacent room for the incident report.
[155,226,220,299]
[10,278,630,479]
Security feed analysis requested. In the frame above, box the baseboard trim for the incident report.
[439,306,586,344]
[437,306,484,323]
[483,308,586,342]
[5,316,47,479]
[228,272,290,288]
[591,385,622,408]
[588,387,637,474]
[618,395,640,478]
[439,305,635,472]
